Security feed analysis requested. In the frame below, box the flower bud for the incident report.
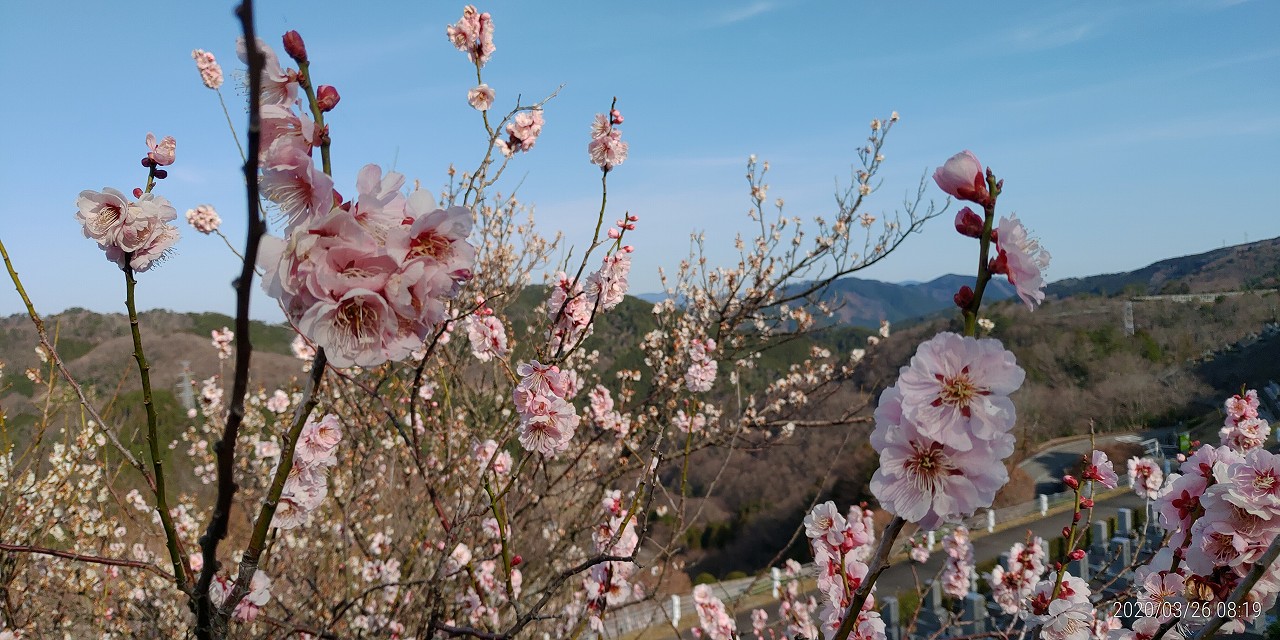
[610,108,624,125]
[132,188,144,198]
[1062,474,1079,490]
[953,285,974,309]
[153,169,168,179]
[283,30,308,63]
[316,85,341,112]
[932,150,991,205]
[988,251,1009,275]
[954,206,984,238]
[1080,498,1094,508]
[1062,527,1071,538]
[1072,511,1081,522]
[511,555,523,567]
[1069,549,1085,561]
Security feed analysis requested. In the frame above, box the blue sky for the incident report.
[1,1,1276,322]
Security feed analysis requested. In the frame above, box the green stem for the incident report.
[296,60,331,175]
[124,264,188,591]
[961,174,1002,336]
[225,349,327,610]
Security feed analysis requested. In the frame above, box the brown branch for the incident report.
[0,542,171,581]
[193,0,265,637]
[832,516,907,640]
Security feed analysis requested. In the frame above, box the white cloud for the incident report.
[712,1,777,26]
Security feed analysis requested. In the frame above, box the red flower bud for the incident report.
[316,85,341,112]
[153,169,168,179]
[1062,474,1079,490]
[1069,549,1085,561]
[132,187,143,198]
[283,30,308,63]
[953,285,974,309]
[954,206,984,238]
[511,555,523,567]
[1080,498,1095,508]
[988,250,1008,275]
[1062,527,1071,538]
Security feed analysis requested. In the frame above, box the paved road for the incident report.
[1017,428,1172,495]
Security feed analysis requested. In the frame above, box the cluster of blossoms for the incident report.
[463,300,509,362]
[1127,456,1165,499]
[185,204,222,234]
[1220,388,1270,452]
[907,538,930,564]
[869,331,1025,530]
[1137,390,1280,634]
[684,337,718,393]
[940,526,975,598]
[588,108,628,171]
[191,49,223,89]
[583,490,643,630]
[495,110,545,159]
[512,360,580,456]
[211,327,233,360]
[545,249,633,351]
[773,559,820,638]
[446,5,494,67]
[987,535,1048,614]
[587,384,631,437]
[75,134,183,272]
[802,501,885,638]
[275,414,342,528]
[246,38,477,368]
[691,584,737,640]
[208,570,271,622]
[937,151,1051,310]
[1026,571,1094,640]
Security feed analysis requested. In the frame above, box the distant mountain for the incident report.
[815,274,1016,328]
[636,275,1016,329]
[1048,237,1280,298]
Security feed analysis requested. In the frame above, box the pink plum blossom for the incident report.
[1127,457,1164,499]
[993,214,1051,310]
[191,49,223,89]
[145,133,176,166]
[211,327,233,360]
[296,414,342,465]
[260,138,335,228]
[894,332,1024,451]
[266,389,290,414]
[803,501,848,548]
[185,204,222,234]
[77,188,132,248]
[932,151,989,205]
[1084,450,1119,489]
[501,110,544,155]
[588,113,628,170]
[468,84,495,111]
[236,37,298,106]
[515,392,579,457]
[870,387,1013,531]
[465,315,509,362]
[446,5,495,67]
